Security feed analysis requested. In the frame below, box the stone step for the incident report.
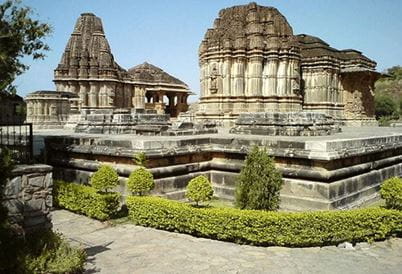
[213,184,234,200]
[161,190,187,200]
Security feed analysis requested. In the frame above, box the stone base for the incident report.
[43,127,402,210]
[230,112,340,136]
[342,118,378,127]
[74,108,170,135]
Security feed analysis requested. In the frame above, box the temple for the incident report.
[26,13,191,129]
[196,3,379,126]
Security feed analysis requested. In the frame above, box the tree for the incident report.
[185,175,214,206]
[374,94,398,119]
[90,165,119,193]
[127,168,154,196]
[133,152,147,167]
[235,146,283,211]
[0,0,51,94]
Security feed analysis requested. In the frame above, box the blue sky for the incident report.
[14,0,402,101]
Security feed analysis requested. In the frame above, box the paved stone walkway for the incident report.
[52,210,402,274]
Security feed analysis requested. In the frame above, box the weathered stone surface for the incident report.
[43,127,402,210]
[1,164,53,234]
[196,2,379,126]
[230,112,340,136]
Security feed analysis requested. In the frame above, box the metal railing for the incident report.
[0,123,33,164]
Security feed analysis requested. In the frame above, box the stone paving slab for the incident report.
[52,210,402,274]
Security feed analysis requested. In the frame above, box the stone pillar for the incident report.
[277,59,288,96]
[265,58,278,96]
[124,84,132,108]
[106,82,115,107]
[222,58,231,96]
[247,56,263,97]
[88,82,99,108]
[135,86,145,109]
[78,82,88,107]
[99,83,108,107]
[233,57,245,96]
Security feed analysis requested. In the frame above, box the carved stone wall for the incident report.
[25,91,79,129]
[2,165,53,234]
[196,3,379,126]
[197,3,303,126]
[341,71,378,126]
[53,13,191,117]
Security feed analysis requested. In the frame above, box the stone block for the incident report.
[25,199,45,212]
[3,199,24,214]
[28,175,45,188]
[4,176,22,197]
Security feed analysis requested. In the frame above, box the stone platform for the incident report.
[230,112,340,136]
[41,127,402,210]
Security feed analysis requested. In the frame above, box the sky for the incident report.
[13,0,402,101]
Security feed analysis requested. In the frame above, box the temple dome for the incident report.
[199,2,294,54]
[127,62,187,86]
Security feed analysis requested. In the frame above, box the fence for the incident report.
[0,123,33,164]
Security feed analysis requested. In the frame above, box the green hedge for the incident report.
[53,181,120,221]
[126,196,402,247]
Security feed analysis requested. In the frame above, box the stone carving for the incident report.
[25,91,79,129]
[196,2,380,126]
[50,13,191,116]
[209,65,219,93]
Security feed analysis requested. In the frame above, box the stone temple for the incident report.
[26,13,192,131]
[25,3,402,211]
[196,3,379,127]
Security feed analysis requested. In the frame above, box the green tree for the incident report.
[127,168,154,196]
[374,94,398,119]
[133,152,147,166]
[185,175,214,206]
[0,0,51,94]
[235,146,283,211]
[386,66,402,81]
[90,165,119,193]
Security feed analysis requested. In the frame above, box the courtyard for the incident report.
[53,209,402,274]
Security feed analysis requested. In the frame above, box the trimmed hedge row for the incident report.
[126,196,402,247]
[53,181,120,221]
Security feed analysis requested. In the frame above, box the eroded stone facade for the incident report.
[196,3,379,126]
[26,91,79,129]
[54,13,191,116]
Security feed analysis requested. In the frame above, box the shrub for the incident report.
[133,152,147,166]
[235,146,283,210]
[375,94,398,119]
[380,177,402,210]
[126,196,402,247]
[23,231,86,273]
[53,180,120,221]
[186,175,214,206]
[127,168,154,196]
[90,164,119,193]
[1,229,85,273]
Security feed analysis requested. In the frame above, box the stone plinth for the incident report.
[43,127,402,210]
[74,108,170,135]
[230,112,340,136]
[2,164,53,234]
